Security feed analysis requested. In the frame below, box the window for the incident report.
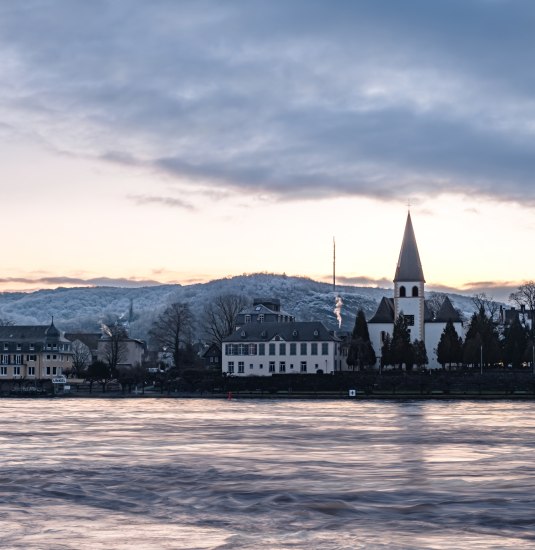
[209,356,214,363]
[29,343,35,351]
[322,343,329,355]
[16,343,21,351]
[15,354,22,365]
[13,366,20,376]
[0,366,6,376]
[53,344,57,350]
[28,366,35,376]
[245,315,251,324]
[227,361,234,374]
[300,361,307,373]
[47,344,51,350]
[399,286,406,297]
[3,344,7,351]
[248,344,257,355]
[225,344,235,355]
[269,361,275,373]
[52,355,57,360]
[412,286,419,297]
[259,363,263,369]
[279,361,286,373]
[290,364,294,369]
[214,356,219,363]
[404,315,415,326]
[46,355,51,360]
[52,367,57,375]
[46,367,51,376]
[269,343,276,355]
[300,343,307,355]
[311,343,318,355]
[290,343,296,355]
[238,344,247,356]
[279,343,286,355]
[249,364,254,370]
[1,354,8,365]
[257,314,264,323]
[258,343,265,355]
[238,362,245,373]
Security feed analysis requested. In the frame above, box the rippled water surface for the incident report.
[2,398,535,549]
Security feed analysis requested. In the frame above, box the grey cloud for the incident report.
[2,1,535,204]
[0,276,163,288]
[128,194,194,210]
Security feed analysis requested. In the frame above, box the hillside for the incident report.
[0,273,477,341]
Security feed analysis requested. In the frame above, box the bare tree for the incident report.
[426,292,446,319]
[203,294,248,347]
[471,293,499,321]
[102,323,128,371]
[149,302,195,370]
[71,340,92,377]
[510,281,535,338]
[0,318,14,326]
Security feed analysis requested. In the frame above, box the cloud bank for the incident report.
[1,1,535,204]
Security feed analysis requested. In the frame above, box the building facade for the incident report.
[222,321,343,376]
[367,212,463,369]
[0,321,73,381]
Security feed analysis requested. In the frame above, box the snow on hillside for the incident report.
[0,273,479,342]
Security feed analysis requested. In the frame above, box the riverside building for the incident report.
[0,320,73,381]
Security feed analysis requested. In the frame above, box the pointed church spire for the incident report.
[394,212,425,282]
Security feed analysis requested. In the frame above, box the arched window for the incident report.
[399,286,406,297]
[412,286,419,297]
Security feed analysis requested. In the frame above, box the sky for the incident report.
[1,0,535,301]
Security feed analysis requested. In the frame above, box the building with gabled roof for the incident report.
[222,321,342,376]
[0,320,73,382]
[368,212,463,369]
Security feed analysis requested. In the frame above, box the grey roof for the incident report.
[394,212,425,283]
[434,296,461,322]
[65,332,101,350]
[239,304,294,317]
[223,321,339,343]
[0,325,69,342]
[368,297,395,323]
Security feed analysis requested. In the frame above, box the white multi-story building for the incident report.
[222,321,343,376]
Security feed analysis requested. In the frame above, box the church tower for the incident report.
[393,212,425,342]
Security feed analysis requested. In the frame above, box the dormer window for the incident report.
[313,330,319,337]
[240,330,246,338]
[292,330,298,337]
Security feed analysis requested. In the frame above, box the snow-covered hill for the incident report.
[0,273,478,341]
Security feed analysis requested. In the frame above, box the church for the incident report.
[367,212,463,369]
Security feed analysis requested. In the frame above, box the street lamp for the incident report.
[480,345,483,375]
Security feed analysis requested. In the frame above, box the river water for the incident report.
[1,398,535,549]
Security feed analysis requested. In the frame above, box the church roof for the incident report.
[394,212,425,283]
[434,296,461,322]
[368,297,395,323]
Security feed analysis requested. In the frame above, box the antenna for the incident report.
[333,236,336,293]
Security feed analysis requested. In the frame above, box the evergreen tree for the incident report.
[462,307,501,367]
[390,314,414,369]
[436,319,463,369]
[503,316,528,368]
[347,309,376,370]
[412,339,428,369]
[381,333,392,371]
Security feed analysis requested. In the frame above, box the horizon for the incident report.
[2,2,535,299]
[0,270,520,304]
